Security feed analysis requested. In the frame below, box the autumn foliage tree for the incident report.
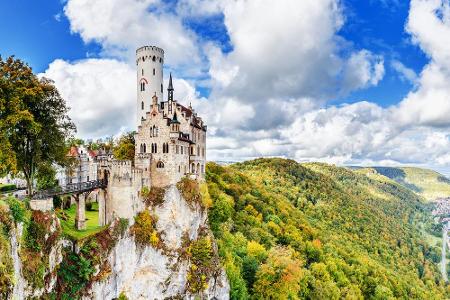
[0,56,75,195]
[113,131,135,161]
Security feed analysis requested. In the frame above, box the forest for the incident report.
[205,158,448,299]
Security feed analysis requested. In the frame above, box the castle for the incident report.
[99,46,207,222]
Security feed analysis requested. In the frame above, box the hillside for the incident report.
[355,166,450,201]
[206,158,448,299]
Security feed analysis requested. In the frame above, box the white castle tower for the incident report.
[136,46,164,125]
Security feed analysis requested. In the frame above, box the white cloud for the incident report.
[395,0,450,127]
[64,0,201,72]
[391,60,418,84]
[41,0,450,173]
[41,59,135,139]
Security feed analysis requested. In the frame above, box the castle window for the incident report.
[181,146,183,155]
[142,69,144,76]
[143,143,147,153]
[141,101,144,110]
[153,56,156,62]
[161,84,163,93]
[157,161,164,168]
[153,68,155,75]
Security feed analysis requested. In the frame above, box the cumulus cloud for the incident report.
[41,59,135,138]
[40,0,450,173]
[395,0,450,127]
[64,0,202,73]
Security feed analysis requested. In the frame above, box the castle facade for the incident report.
[100,46,207,222]
[134,46,207,186]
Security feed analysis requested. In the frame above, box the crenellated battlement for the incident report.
[111,160,132,167]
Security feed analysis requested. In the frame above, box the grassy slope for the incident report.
[206,158,448,299]
[57,202,105,241]
[357,166,450,201]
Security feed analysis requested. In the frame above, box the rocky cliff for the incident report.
[2,182,229,299]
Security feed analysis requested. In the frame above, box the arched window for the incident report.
[141,101,144,110]
[197,163,200,174]
[152,56,156,62]
[178,165,181,173]
[153,68,155,75]
[154,143,157,153]
[197,146,200,156]
[140,144,143,153]
[142,69,144,76]
[161,84,163,93]
[143,143,147,153]
[157,161,164,168]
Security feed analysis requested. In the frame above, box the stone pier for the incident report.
[75,194,86,230]
[98,189,107,226]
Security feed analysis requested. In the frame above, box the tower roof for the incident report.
[171,112,180,124]
[168,73,174,91]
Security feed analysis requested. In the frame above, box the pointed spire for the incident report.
[168,73,174,102]
[168,73,174,91]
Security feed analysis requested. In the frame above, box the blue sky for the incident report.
[0,0,423,104]
[1,0,450,173]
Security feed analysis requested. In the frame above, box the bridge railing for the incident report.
[32,179,107,200]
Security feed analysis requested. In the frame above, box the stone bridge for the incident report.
[31,179,108,230]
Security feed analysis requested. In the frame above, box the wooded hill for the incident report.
[354,166,450,201]
[206,158,448,299]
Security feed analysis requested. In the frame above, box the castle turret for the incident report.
[136,46,164,126]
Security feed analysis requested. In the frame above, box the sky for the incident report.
[1,0,450,174]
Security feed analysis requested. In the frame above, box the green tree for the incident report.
[0,56,75,195]
[36,162,57,190]
[113,131,135,160]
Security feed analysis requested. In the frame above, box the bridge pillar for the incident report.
[98,189,107,226]
[75,194,86,230]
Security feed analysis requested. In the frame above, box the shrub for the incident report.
[57,251,96,298]
[5,197,26,223]
[0,184,16,192]
[186,236,215,294]
[132,210,160,248]
[0,208,13,298]
[118,292,129,300]
[141,186,166,207]
[21,211,60,289]
[177,177,202,208]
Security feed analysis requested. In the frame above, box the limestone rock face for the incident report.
[8,185,229,299]
[86,185,230,299]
